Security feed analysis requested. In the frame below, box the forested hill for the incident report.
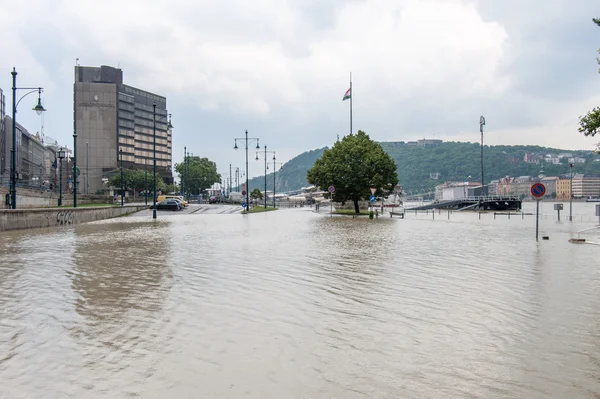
[246,141,600,193]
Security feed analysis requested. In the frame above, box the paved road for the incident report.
[135,203,242,217]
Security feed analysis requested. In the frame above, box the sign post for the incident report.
[328,185,335,217]
[531,183,546,241]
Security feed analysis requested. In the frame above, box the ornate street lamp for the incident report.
[234,130,260,211]
[152,106,173,219]
[57,148,67,206]
[119,148,124,206]
[10,68,46,209]
[256,146,275,209]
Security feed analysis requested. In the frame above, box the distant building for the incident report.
[435,181,481,201]
[2,116,52,188]
[572,174,600,198]
[523,152,541,164]
[544,154,561,165]
[417,139,443,147]
[406,141,418,146]
[429,172,440,180]
[540,176,558,198]
[556,175,571,200]
[488,179,499,195]
[568,157,585,164]
[74,65,173,194]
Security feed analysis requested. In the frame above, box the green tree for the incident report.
[108,169,164,194]
[250,188,263,201]
[307,131,398,213]
[175,156,221,195]
[578,18,600,148]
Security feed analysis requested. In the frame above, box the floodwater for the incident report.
[1,202,599,398]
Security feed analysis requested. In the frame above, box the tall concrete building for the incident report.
[74,65,173,194]
[0,88,6,185]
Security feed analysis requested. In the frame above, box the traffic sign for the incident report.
[242,190,246,196]
[369,195,376,202]
[328,185,335,193]
[370,187,376,195]
[531,183,546,199]
[242,202,247,208]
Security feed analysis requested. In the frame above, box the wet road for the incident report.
[1,204,599,398]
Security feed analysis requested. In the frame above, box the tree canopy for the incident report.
[175,156,221,195]
[307,131,398,213]
[108,168,165,193]
[250,188,263,201]
[578,18,600,148]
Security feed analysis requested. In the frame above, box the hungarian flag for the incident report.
[342,88,351,101]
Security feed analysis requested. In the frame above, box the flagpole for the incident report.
[349,72,353,135]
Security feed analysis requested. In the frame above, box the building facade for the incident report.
[572,174,600,199]
[1,116,52,188]
[556,176,571,200]
[74,65,173,194]
[0,89,5,185]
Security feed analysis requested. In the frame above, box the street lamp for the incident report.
[256,145,275,209]
[57,148,66,206]
[234,130,260,211]
[152,105,173,219]
[144,156,148,206]
[73,129,78,208]
[569,162,574,222]
[479,115,486,196]
[10,67,46,209]
[119,148,124,206]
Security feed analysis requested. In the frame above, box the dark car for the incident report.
[209,196,219,204]
[152,199,182,211]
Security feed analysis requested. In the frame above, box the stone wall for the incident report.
[0,205,148,232]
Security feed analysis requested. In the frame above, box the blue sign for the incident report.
[369,195,376,202]
[242,202,247,208]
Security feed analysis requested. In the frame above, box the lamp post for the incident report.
[10,68,46,209]
[479,115,486,196]
[144,156,148,206]
[234,130,260,211]
[73,129,78,207]
[569,162,574,222]
[85,141,89,195]
[151,106,174,219]
[256,146,275,209]
[119,148,124,206]
[182,146,186,197]
[57,148,66,206]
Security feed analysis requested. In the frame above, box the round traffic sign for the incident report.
[531,183,546,198]
[369,195,376,202]
[242,190,247,196]
[328,185,335,193]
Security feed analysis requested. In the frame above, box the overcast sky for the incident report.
[1,0,599,178]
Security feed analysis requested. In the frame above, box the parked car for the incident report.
[157,195,188,207]
[151,199,182,211]
[209,196,219,204]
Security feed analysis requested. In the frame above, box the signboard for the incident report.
[370,187,377,195]
[242,190,246,196]
[369,195,376,202]
[328,185,335,193]
[241,183,246,192]
[242,202,247,208]
[531,183,546,199]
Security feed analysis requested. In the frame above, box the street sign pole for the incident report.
[531,183,546,242]
[536,199,540,242]
[328,185,335,217]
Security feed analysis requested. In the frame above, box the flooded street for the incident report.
[1,203,599,398]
